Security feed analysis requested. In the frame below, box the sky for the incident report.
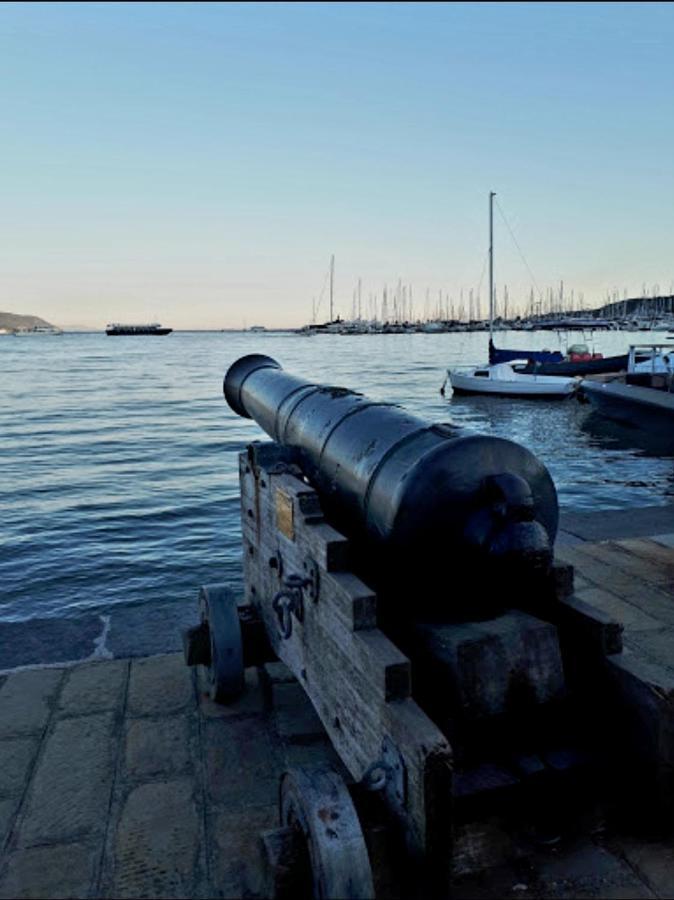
[2,1,674,329]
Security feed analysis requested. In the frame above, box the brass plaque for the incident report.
[275,489,295,540]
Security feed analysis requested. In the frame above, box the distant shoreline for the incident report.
[50,328,298,335]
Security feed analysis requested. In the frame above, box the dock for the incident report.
[1,503,673,899]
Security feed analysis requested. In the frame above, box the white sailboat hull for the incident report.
[448,362,578,398]
[449,192,578,399]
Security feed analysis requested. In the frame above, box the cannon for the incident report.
[224,353,558,618]
[184,355,659,898]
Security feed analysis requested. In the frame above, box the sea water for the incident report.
[1,329,673,633]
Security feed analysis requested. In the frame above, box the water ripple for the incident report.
[1,329,672,625]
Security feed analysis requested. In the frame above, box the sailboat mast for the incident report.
[329,254,335,322]
[489,191,495,339]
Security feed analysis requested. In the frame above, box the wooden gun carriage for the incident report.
[184,354,667,898]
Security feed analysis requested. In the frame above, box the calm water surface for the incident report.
[2,330,673,625]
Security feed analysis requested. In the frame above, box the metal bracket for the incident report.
[302,556,320,602]
[272,573,310,640]
[360,737,407,815]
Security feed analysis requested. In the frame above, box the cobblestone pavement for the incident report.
[0,653,672,899]
[0,653,341,899]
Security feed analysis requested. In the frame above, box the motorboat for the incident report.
[515,343,630,377]
[449,360,578,398]
[578,344,674,432]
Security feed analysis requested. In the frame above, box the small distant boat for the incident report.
[248,325,266,333]
[13,324,63,336]
[105,323,172,336]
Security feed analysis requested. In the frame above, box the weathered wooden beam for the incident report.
[240,445,453,872]
[551,560,574,600]
[412,612,566,720]
[605,649,674,828]
[556,594,623,656]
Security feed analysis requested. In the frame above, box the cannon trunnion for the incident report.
[183,355,662,897]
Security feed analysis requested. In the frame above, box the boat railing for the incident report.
[627,343,674,371]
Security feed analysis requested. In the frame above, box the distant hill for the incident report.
[595,294,674,319]
[0,311,56,331]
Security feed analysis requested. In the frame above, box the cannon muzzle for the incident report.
[225,354,558,616]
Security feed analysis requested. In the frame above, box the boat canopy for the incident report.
[488,339,563,366]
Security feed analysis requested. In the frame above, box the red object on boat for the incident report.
[568,347,603,363]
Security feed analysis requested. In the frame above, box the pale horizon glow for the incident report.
[2,2,674,329]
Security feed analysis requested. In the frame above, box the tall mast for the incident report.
[329,254,335,322]
[489,191,495,339]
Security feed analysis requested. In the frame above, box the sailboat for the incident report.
[298,255,344,335]
[446,193,579,398]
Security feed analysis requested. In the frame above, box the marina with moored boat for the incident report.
[446,192,591,398]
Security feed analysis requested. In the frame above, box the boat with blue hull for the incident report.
[519,351,630,377]
[490,339,630,377]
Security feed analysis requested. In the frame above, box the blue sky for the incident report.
[2,2,674,328]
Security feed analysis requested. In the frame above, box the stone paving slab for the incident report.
[124,716,192,780]
[453,840,658,899]
[203,714,284,809]
[210,804,278,899]
[0,738,39,798]
[0,668,64,739]
[16,712,116,848]
[0,841,100,900]
[0,802,17,856]
[58,659,128,717]
[612,837,674,897]
[127,654,193,717]
[112,779,203,899]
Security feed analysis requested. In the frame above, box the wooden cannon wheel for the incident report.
[279,767,375,900]
[198,584,245,702]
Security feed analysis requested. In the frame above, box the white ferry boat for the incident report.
[13,325,63,335]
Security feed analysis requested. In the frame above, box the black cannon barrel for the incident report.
[225,354,558,611]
